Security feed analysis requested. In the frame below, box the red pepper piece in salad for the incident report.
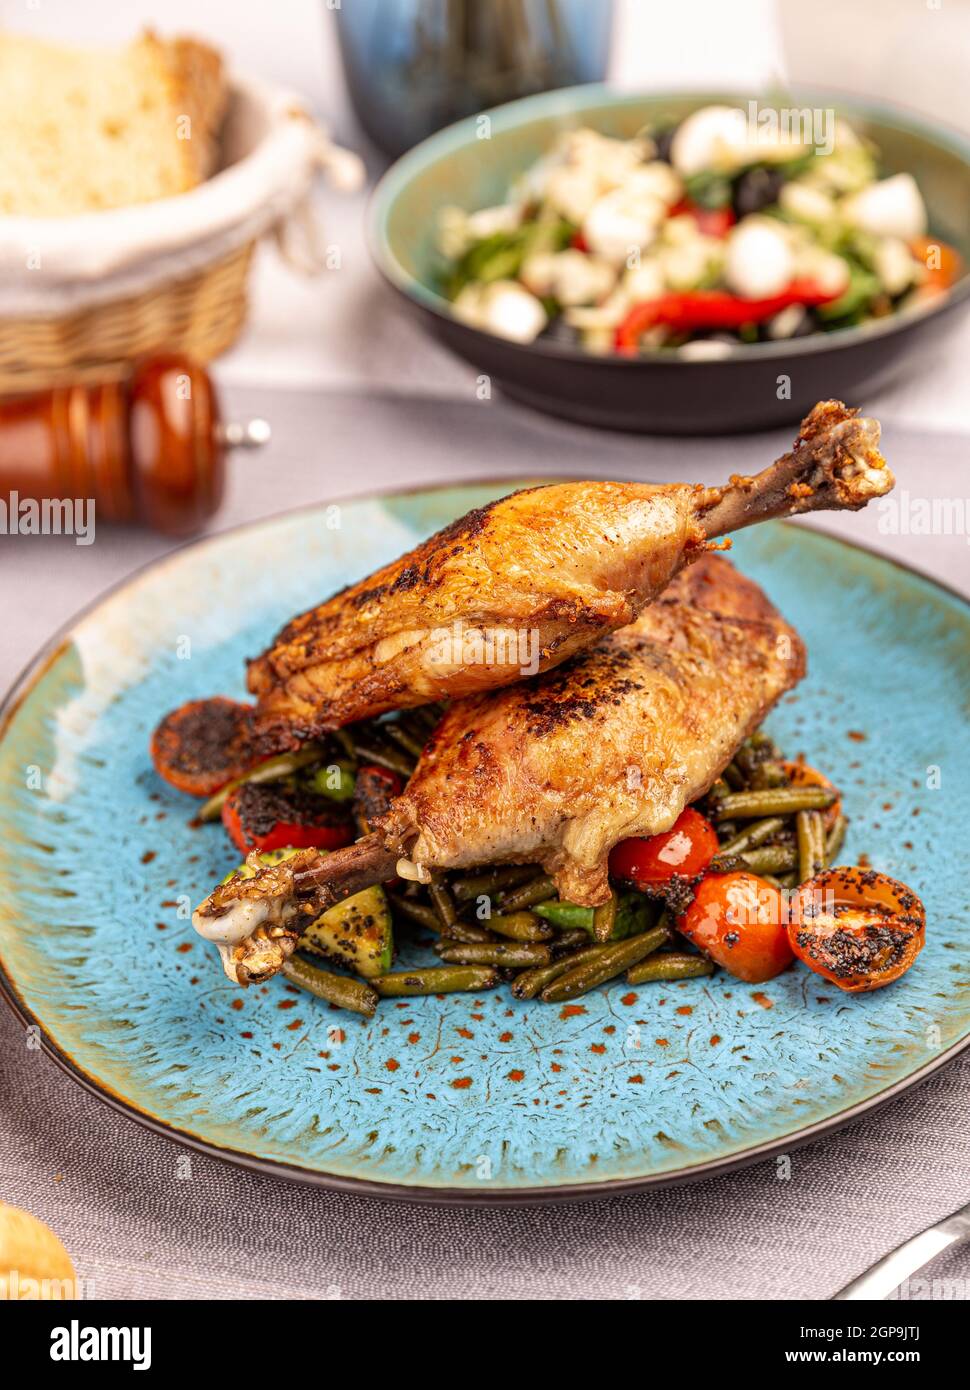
[614,280,842,354]
[669,198,736,238]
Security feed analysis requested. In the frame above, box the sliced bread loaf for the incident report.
[0,29,226,216]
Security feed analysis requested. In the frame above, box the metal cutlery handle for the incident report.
[832,1202,970,1300]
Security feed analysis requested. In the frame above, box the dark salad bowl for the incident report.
[369,85,970,433]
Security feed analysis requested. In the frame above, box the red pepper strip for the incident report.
[669,199,736,238]
[615,280,840,354]
[222,785,354,856]
[690,205,736,238]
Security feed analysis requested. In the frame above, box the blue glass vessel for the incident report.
[335,0,614,157]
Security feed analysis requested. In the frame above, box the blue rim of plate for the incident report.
[368,82,970,367]
[1,483,968,1205]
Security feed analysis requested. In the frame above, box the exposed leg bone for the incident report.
[192,836,398,985]
[696,401,892,540]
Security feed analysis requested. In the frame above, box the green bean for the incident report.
[387,893,440,931]
[707,777,731,803]
[553,928,593,951]
[483,911,554,942]
[713,786,836,820]
[429,872,496,943]
[711,844,796,875]
[722,762,745,790]
[383,721,425,760]
[390,892,494,943]
[282,957,378,1016]
[718,817,787,857]
[441,919,496,944]
[351,741,414,779]
[753,760,788,789]
[511,945,612,1000]
[592,890,618,943]
[825,812,848,866]
[333,728,356,761]
[498,873,557,912]
[733,742,762,784]
[540,924,671,1003]
[428,872,459,930]
[372,966,499,996]
[796,809,827,884]
[741,844,797,875]
[534,901,595,931]
[198,744,325,822]
[451,865,534,903]
[435,942,552,967]
[626,953,714,984]
[735,742,787,789]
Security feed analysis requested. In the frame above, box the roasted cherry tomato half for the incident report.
[221,782,355,855]
[789,867,925,993]
[609,808,719,887]
[678,870,794,983]
[781,760,842,832]
[150,697,257,797]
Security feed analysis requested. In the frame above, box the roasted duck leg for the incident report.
[196,555,805,983]
[248,400,890,744]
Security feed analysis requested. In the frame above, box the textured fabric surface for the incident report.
[1,387,968,1301]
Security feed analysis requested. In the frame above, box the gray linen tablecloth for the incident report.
[1,386,968,1300]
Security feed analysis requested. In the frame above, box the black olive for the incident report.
[732,166,785,218]
[653,125,678,165]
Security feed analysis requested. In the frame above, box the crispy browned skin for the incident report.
[378,555,806,905]
[248,479,705,741]
[195,555,805,978]
[246,401,890,744]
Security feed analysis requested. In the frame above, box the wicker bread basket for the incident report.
[0,75,362,395]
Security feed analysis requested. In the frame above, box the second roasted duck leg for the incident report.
[196,555,805,984]
[247,401,892,744]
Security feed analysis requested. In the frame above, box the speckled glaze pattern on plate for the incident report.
[1,484,969,1201]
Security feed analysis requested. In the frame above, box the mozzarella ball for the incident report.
[475,281,548,342]
[622,260,666,302]
[521,250,616,306]
[670,105,749,176]
[624,161,684,206]
[543,164,602,224]
[725,218,795,298]
[779,181,835,225]
[582,188,666,265]
[873,237,918,296]
[842,174,927,241]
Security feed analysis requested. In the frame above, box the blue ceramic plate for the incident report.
[2,484,969,1203]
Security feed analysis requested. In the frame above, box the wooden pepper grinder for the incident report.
[0,355,269,536]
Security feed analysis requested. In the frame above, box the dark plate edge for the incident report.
[1,478,968,1206]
